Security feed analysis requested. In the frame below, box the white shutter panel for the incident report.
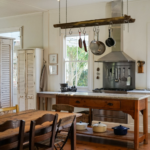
[26,50,35,110]
[17,51,26,111]
[1,40,11,108]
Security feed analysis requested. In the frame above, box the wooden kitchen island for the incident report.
[37,92,149,150]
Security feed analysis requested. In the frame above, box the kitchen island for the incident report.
[37,92,149,150]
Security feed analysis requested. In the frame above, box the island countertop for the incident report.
[37,91,150,100]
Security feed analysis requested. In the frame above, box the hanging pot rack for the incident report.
[54,15,135,29]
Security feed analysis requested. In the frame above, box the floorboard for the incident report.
[24,134,150,150]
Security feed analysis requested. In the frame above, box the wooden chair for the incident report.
[0,105,19,114]
[54,115,76,150]
[29,114,58,150]
[0,120,25,150]
[52,104,74,113]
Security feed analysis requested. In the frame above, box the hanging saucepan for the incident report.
[105,28,115,47]
[96,30,106,55]
[90,27,99,55]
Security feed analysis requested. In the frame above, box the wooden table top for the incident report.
[0,110,81,141]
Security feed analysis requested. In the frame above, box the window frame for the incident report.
[60,29,94,92]
[0,26,23,49]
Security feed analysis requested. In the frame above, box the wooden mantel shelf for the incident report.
[53,15,135,29]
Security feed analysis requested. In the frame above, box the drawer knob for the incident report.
[76,101,80,104]
[107,103,113,106]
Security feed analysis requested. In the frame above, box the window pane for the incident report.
[77,62,88,87]
[65,62,76,86]
[65,62,88,87]
[66,36,78,61]
[65,35,89,87]
[78,35,89,61]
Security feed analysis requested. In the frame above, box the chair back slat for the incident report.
[34,131,52,143]
[0,120,21,132]
[0,120,25,150]
[58,115,75,129]
[35,114,55,125]
[52,104,74,113]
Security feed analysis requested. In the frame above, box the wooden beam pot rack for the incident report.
[54,15,135,29]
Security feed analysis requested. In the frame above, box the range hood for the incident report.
[96,0,135,62]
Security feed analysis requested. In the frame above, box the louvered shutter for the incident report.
[26,50,35,110]
[17,51,26,111]
[0,39,12,108]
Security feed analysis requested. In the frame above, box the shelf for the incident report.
[54,15,135,29]
[76,127,143,142]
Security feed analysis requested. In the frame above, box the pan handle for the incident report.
[109,29,111,38]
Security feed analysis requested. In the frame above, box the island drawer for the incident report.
[69,98,105,108]
[104,100,121,109]
[69,98,121,110]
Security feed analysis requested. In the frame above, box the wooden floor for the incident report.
[63,134,150,150]
[24,134,150,150]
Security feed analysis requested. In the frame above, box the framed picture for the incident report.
[49,54,58,64]
[49,65,58,75]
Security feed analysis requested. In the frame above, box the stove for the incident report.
[93,88,133,94]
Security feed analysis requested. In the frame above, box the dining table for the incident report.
[0,110,82,150]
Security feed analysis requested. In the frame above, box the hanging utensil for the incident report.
[105,27,115,47]
[90,27,99,55]
[69,28,72,35]
[78,28,82,48]
[83,28,87,52]
[118,68,121,81]
[115,68,119,82]
[127,68,131,86]
[96,30,106,55]
[121,68,127,82]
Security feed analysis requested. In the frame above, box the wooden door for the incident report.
[0,39,12,108]
[17,51,26,111]
[25,50,35,110]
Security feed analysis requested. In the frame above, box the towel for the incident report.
[40,65,47,91]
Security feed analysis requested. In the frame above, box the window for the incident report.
[0,27,23,106]
[0,31,21,48]
[0,31,22,88]
[65,35,89,87]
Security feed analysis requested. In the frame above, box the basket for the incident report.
[76,111,90,123]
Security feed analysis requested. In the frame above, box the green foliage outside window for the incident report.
[65,36,89,87]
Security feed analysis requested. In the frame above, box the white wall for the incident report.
[43,0,150,131]
[44,0,150,92]
[44,2,111,91]
[123,0,150,89]
[0,12,43,49]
